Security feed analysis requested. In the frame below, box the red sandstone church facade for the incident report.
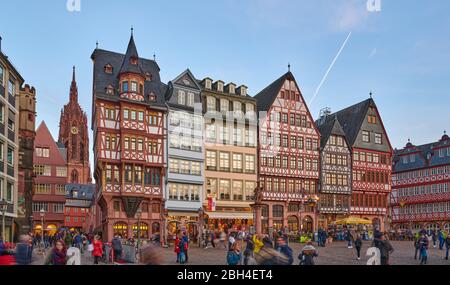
[58,67,91,184]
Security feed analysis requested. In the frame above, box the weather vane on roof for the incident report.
[131,26,134,36]
[369,91,373,98]
[288,63,291,72]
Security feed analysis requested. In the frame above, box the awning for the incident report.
[205,211,254,220]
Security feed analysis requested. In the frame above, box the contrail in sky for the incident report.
[309,31,352,106]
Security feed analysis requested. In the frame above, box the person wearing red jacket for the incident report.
[92,235,103,265]
[0,242,16,265]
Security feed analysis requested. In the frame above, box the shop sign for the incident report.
[207,197,216,211]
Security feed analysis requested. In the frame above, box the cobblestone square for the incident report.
[31,241,450,265]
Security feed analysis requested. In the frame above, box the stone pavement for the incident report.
[156,241,450,265]
[30,241,450,265]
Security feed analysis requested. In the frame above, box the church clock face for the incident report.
[71,127,79,135]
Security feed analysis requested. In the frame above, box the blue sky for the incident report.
[1,0,449,156]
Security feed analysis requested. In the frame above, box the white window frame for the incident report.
[178,90,186,105]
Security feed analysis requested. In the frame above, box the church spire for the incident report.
[70,66,78,103]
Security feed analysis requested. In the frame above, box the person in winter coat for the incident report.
[445,232,450,260]
[438,229,445,250]
[372,232,394,265]
[226,242,241,265]
[345,230,353,249]
[354,234,363,261]
[418,233,429,265]
[45,240,67,265]
[299,242,318,265]
[431,230,437,248]
[252,235,264,254]
[92,235,103,265]
[15,235,32,265]
[276,237,293,265]
[182,232,189,263]
[111,235,123,262]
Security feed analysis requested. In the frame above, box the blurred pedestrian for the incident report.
[355,234,363,261]
[15,235,33,265]
[372,232,394,265]
[299,242,318,265]
[92,235,103,265]
[45,240,67,265]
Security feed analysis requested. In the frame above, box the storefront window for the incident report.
[113,222,128,238]
[132,223,149,239]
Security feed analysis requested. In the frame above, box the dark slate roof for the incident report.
[316,115,347,149]
[393,136,450,172]
[65,184,95,200]
[118,35,144,75]
[91,41,167,109]
[254,71,294,112]
[56,141,67,163]
[326,98,373,146]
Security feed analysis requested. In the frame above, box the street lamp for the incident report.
[39,208,46,252]
[0,199,9,242]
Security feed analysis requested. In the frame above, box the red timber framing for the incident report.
[255,72,321,234]
[350,148,392,216]
[91,34,167,242]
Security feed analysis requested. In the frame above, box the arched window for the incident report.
[71,170,79,183]
[113,222,128,238]
[132,223,149,239]
[288,216,299,233]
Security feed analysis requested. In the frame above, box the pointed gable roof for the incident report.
[35,121,67,165]
[172,69,202,91]
[254,71,293,112]
[317,115,347,149]
[328,98,393,152]
[328,98,373,147]
[118,34,144,75]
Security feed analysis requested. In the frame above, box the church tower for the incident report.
[58,66,91,183]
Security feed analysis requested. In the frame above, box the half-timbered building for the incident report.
[165,69,204,239]
[91,33,167,241]
[255,71,321,234]
[328,98,393,231]
[316,113,352,228]
[390,134,450,233]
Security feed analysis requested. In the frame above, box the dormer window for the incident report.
[149,92,156,102]
[106,85,114,95]
[145,73,152,81]
[205,79,212,89]
[104,64,113,74]
[217,82,224,92]
[240,86,247,96]
[130,56,138,65]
